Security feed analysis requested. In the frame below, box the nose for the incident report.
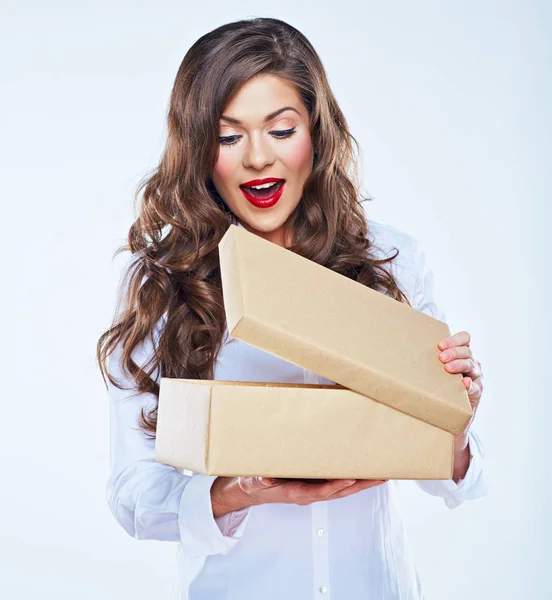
[242,132,275,171]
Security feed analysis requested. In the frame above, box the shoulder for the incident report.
[365,218,421,297]
[366,219,417,259]
[365,217,447,320]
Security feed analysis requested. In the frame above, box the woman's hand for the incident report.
[437,329,484,434]
[211,476,388,518]
[437,330,484,481]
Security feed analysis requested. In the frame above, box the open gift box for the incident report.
[154,225,472,479]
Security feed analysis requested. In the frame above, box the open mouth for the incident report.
[239,179,285,200]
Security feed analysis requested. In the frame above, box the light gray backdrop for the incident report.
[1,1,549,598]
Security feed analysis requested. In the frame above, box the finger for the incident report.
[463,376,473,394]
[289,479,356,504]
[438,345,472,364]
[463,376,482,400]
[444,357,479,376]
[438,330,471,351]
[317,479,357,498]
[462,378,482,418]
[326,479,388,501]
[239,476,284,493]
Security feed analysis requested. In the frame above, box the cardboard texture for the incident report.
[218,224,472,435]
[155,378,454,480]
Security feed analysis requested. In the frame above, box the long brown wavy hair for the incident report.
[96,17,410,439]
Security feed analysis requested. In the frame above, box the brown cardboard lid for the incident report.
[218,224,472,434]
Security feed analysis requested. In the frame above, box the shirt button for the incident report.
[317,528,325,536]
[319,586,327,594]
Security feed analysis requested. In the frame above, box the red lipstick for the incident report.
[241,177,283,187]
[240,177,285,209]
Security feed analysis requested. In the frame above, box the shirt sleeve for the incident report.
[105,262,251,553]
[408,236,488,509]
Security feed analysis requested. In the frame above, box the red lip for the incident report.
[240,180,285,209]
[240,177,284,187]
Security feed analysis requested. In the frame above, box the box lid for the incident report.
[218,224,472,434]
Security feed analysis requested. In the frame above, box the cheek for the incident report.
[213,153,235,186]
[281,135,313,174]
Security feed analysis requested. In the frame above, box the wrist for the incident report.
[454,430,469,453]
[211,477,252,518]
[452,435,471,483]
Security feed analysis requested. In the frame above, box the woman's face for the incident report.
[211,74,314,247]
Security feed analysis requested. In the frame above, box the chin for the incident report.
[241,210,287,230]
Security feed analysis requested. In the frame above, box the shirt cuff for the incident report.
[178,474,251,556]
[215,506,251,537]
[415,428,488,509]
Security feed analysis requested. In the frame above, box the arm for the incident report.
[105,266,251,553]
[409,236,487,509]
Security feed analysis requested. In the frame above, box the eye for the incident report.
[218,135,240,147]
[218,127,297,147]
[270,127,297,139]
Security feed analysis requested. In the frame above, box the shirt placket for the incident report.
[303,367,332,598]
[311,500,331,599]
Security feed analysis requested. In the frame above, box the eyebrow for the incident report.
[220,106,300,125]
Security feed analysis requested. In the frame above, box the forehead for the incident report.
[221,74,305,125]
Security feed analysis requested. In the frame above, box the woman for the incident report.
[97,17,486,600]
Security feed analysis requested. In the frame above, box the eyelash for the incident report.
[219,127,297,147]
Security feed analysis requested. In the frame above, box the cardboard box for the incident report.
[218,225,472,434]
[155,378,454,479]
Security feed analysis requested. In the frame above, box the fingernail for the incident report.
[343,479,356,486]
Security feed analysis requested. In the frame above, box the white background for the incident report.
[1,1,549,598]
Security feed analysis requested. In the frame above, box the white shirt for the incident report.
[106,219,487,600]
